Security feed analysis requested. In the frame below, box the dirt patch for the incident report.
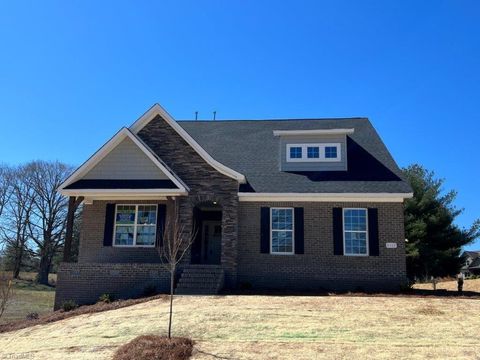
[0,294,167,334]
[416,306,445,316]
[112,335,193,360]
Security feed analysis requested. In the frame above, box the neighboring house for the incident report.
[54,104,413,308]
[461,251,480,277]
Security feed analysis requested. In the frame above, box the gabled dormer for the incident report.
[273,128,354,172]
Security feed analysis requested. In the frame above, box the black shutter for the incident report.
[103,203,115,246]
[294,207,304,254]
[156,204,167,247]
[260,207,270,253]
[368,208,379,256]
[332,208,343,255]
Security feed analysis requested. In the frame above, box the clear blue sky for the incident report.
[1,1,479,248]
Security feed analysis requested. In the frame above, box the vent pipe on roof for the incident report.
[195,111,198,121]
[213,111,216,121]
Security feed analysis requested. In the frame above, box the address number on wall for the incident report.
[386,242,397,249]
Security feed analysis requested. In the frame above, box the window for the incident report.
[289,146,302,159]
[325,146,337,159]
[343,208,368,256]
[286,143,341,162]
[114,204,157,247]
[307,146,320,158]
[270,208,294,254]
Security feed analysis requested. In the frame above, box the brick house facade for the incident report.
[55,104,412,308]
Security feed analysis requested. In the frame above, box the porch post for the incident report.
[166,196,176,238]
[63,196,84,262]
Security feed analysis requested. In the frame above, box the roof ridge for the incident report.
[178,117,369,123]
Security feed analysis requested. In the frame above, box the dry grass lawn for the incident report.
[414,278,480,292]
[1,292,479,359]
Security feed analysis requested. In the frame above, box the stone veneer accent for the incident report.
[54,263,170,309]
[237,201,407,291]
[138,115,240,287]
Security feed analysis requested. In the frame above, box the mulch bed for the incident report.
[0,294,167,334]
[112,335,193,360]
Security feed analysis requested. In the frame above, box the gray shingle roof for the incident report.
[178,118,412,194]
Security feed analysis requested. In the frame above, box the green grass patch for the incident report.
[0,277,55,324]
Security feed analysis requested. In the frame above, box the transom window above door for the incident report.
[114,204,157,247]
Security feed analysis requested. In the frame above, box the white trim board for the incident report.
[59,127,188,194]
[61,189,187,196]
[129,103,246,183]
[238,192,413,202]
[273,129,355,137]
[82,196,173,205]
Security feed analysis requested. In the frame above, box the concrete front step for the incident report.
[176,282,220,289]
[179,274,221,280]
[175,265,225,295]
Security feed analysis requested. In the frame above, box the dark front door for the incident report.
[201,221,222,264]
[191,204,222,265]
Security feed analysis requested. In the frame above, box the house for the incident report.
[54,104,413,308]
[461,251,480,277]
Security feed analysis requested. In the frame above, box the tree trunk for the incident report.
[12,244,24,279]
[37,251,51,285]
[168,268,174,339]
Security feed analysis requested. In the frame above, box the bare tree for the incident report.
[158,199,196,339]
[0,165,12,220]
[25,161,73,285]
[0,165,13,257]
[0,271,14,320]
[0,165,35,278]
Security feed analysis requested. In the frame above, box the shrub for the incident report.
[98,293,114,304]
[61,300,78,312]
[112,335,194,360]
[142,284,157,297]
[400,280,414,292]
[26,312,39,321]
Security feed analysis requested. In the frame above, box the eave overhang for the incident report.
[238,192,414,202]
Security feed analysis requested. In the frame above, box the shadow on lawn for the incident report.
[220,288,480,299]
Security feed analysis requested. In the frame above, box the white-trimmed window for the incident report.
[270,208,294,254]
[343,208,368,256]
[114,204,157,247]
[286,143,341,162]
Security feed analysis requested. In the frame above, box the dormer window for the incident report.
[307,146,320,159]
[286,143,341,162]
[325,146,338,159]
[274,128,352,172]
[289,146,302,159]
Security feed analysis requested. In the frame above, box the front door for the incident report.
[201,221,222,264]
